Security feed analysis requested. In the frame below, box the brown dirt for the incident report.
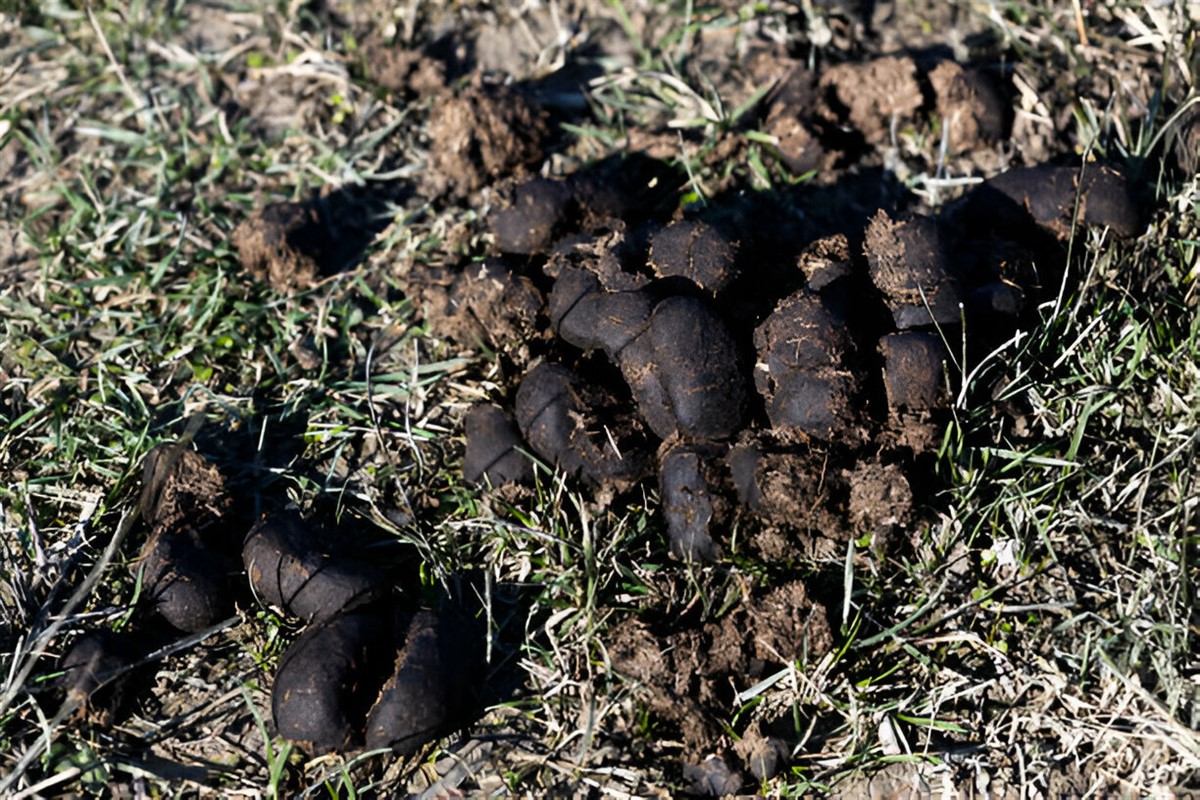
[819,56,924,147]
[232,202,324,293]
[928,61,1007,155]
[728,441,862,562]
[411,259,547,360]
[608,581,832,765]
[423,79,552,200]
[138,443,232,537]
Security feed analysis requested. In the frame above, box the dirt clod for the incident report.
[232,202,326,293]
[424,81,551,200]
[848,461,914,544]
[928,61,1008,153]
[416,260,545,357]
[608,580,831,781]
[728,442,851,559]
[762,69,828,176]
[820,56,923,146]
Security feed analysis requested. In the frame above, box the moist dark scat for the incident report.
[514,362,648,487]
[967,280,1024,318]
[753,289,860,441]
[877,331,951,451]
[271,609,395,753]
[140,531,234,633]
[551,270,745,443]
[864,209,962,330]
[549,267,653,358]
[56,630,141,722]
[648,219,739,295]
[242,514,386,624]
[975,163,1141,240]
[659,444,724,561]
[138,443,231,534]
[462,404,532,486]
[82,10,1173,787]
[514,363,585,473]
[645,296,745,441]
[490,177,575,256]
[614,331,676,443]
[878,332,948,412]
[364,608,483,754]
[797,233,854,291]
[135,443,236,633]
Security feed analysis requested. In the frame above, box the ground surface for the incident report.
[2,1,1200,797]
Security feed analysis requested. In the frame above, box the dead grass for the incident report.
[2,0,1199,797]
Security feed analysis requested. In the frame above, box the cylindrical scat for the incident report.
[271,610,394,753]
[243,514,385,623]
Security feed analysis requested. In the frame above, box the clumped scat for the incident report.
[365,608,482,754]
[136,443,235,633]
[649,219,739,295]
[550,270,745,443]
[462,404,533,487]
[864,210,962,330]
[242,513,385,624]
[753,289,860,441]
[975,164,1142,240]
[271,610,394,753]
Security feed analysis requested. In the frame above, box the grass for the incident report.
[2,0,1199,796]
